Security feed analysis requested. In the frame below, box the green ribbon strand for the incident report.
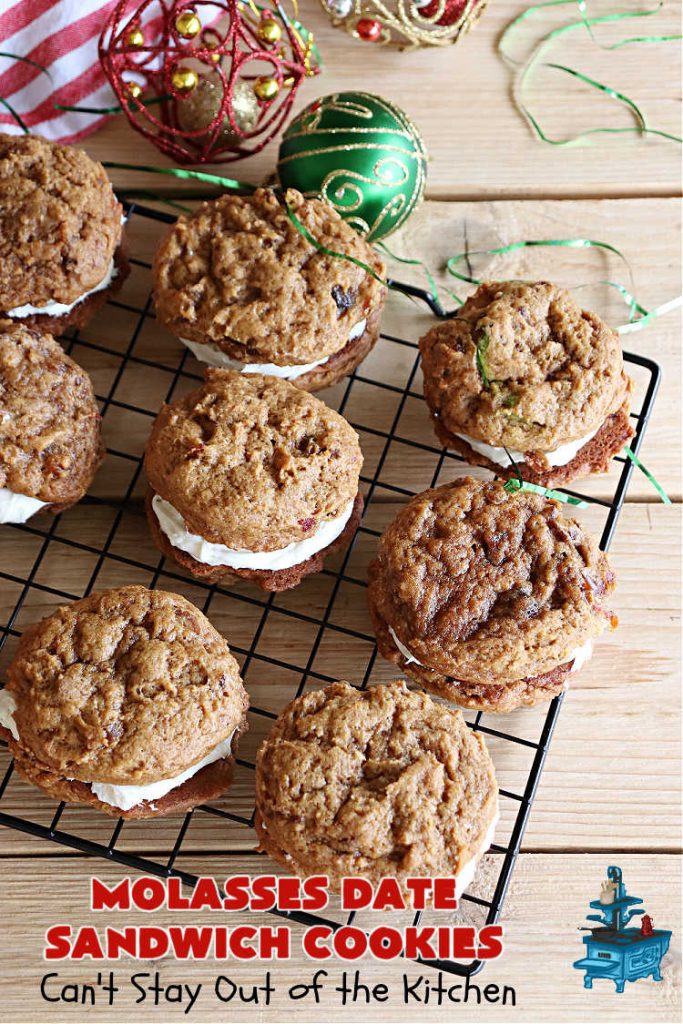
[375,241,439,302]
[445,236,682,332]
[0,50,53,79]
[623,446,672,504]
[0,51,53,132]
[285,201,388,287]
[118,191,194,213]
[0,95,28,133]
[55,95,171,115]
[503,477,589,508]
[102,162,257,193]
[500,0,682,146]
[617,294,683,334]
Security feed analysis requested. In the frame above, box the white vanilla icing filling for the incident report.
[7,257,118,319]
[0,693,235,812]
[453,425,600,469]
[152,493,355,571]
[0,487,48,524]
[180,318,368,380]
[456,810,499,899]
[0,690,19,740]
[568,638,593,673]
[389,627,594,677]
[90,731,235,811]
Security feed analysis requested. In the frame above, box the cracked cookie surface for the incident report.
[419,281,632,454]
[0,321,103,507]
[3,585,248,786]
[255,680,498,892]
[368,478,615,689]
[153,187,386,364]
[144,370,362,550]
[0,133,123,310]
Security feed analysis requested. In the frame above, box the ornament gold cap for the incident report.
[125,80,143,99]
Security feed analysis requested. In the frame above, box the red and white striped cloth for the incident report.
[0,0,120,144]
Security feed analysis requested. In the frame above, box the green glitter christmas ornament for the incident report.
[277,91,428,242]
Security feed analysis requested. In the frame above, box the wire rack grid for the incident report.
[0,202,661,977]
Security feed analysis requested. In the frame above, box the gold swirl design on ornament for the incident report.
[294,94,375,133]
[320,159,413,239]
[277,141,425,169]
[320,158,409,212]
[281,96,428,160]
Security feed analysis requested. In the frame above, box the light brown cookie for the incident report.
[153,187,386,390]
[0,321,104,517]
[0,586,249,818]
[255,681,498,894]
[0,134,128,331]
[368,477,617,712]
[419,281,634,486]
[144,370,363,591]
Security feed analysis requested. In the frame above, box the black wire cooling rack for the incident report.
[0,202,661,977]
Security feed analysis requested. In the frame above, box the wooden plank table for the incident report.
[0,3,681,1020]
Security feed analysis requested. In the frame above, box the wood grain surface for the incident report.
[0,2,681,1019]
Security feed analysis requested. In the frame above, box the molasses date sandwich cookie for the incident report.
[145,370,364,591]
[368,478,617,713]
[0,134,128,333]
[419,281,634,487]
[153,187,386,391]
[0,586,248,819]
[0,321,104,523]
[255,681,499,897]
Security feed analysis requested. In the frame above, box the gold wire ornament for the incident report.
[318,0,487,50]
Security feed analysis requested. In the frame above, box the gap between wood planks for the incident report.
[0,847,680,861]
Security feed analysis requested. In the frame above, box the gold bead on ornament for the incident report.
[126,26,145,48]
[257,18,282,44]
[172,67,199,94]
[175,10,202,39]
[126,81,143,99]
[253,76,279,101]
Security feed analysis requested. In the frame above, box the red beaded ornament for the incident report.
[99,0,320,163]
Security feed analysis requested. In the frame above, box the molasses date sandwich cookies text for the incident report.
[144,370,364,591]
[419,281,634,486]
[0,322,104,523]
[255,681,499,898]
[0,134,128,333]
[153,188,386,391]
[0,586,248,819]
[368,477,617,713]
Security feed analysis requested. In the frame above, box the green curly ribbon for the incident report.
[0,51,54,132]
[446,237,682,333]
[102,162,257,193]
[623,446,672,504]
[500,0,682,145]
[55,96,171,115]
[284,201,388,286]
[375,241,439,302]
[503,477,589,508]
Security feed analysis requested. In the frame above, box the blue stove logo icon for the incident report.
[573,866,672,994]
